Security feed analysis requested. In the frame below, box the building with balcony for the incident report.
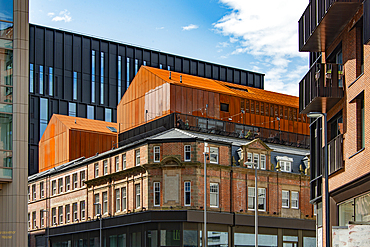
[28,120,316,247]
[298,0,370,246]
[0,0,29,246]
[28,24,266,175]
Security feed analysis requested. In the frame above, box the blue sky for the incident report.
[30,0,309,96]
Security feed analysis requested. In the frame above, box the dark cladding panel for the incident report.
[29,146,38,175]
[168,55,174,69]
[248,73,254,87]
[143,50,150,63]
[29,25,35,63]
[234,70,240,84]
[81,74,91,104]
[50,99,59,115]
[135,48,143,60]
[254,74,261,88]
[59,100,68,115]
[220,67,226,81]
[54,68,63,98]
[212,65,219,80]
[113,109,117,123]
[91,39,100,52]
[65,33,73,72]
[35,27,44,65]
[73,36,82,72]
[151,52,159,68]
[240,71,247,86]
[101,41,108,52]
[96,106,104,121]
[82,37,91,74]
[183,59,190,74]
[226,68,233,83]
[190,61,197,75]
[174,57,181,72]
[126,47,134,58]
[55,32,63,69]
[45,29,54,67]
[198,62,204,77]
[109,83,117,108]
[109,49,117,80]
[78,103,86,118]
[159,54,166,66]
[205,64,212,78]
[64,71,72,101]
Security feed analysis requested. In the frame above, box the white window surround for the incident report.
[154,146,160,162]
[210,147,219,164]
[154,182,160,206]
[184,145,191,161]
[291,191,299,209]
[246,153,266,170]
[210,183,219,207]
[282,190,290,208]
[276,156,293,172]
[248,187,266,211]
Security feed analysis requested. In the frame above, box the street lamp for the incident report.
[94,203,102,247]
[307,112,329,247]
[41,209,49,247]
[203,142,209,247]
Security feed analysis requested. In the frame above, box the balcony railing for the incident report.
[328,134,343,175]
[299,62,344,114]
[299,0,362,51]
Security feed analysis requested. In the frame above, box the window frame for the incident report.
[184,181,191,206]
[52,207,56,226]
[135,150,140,166]
[209,147,219,164]
[80,171,85,187]
[115,156,119,172]
[72,202,78,222]
[115,189,121,212]
[260,154,266,170]
[135,184,141,208]
[154,146,160,162]
[103,160,108,175]
[58,178,63,194]
[32,184,36,201]
[103,191,108,215]
[184,145,191,161]
[94,163,99,178]
[122,153,126,169]
[210,183,219,208]
[65,204,70,223]
[72,173,78,189]
[32,211,36,229]
[282,190,290,208]
[52,180,57,195]
[154,182,160,206]
[122,187,127,211]
[80,201,86,220]
[58,206,63,225]
[291,191,299,209]
[65,176,70,191]
[40,182,44,198]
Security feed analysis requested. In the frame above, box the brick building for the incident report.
[298,0,370,246]
[28,126,315,247]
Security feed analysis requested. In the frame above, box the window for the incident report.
[210,183,219,207]
[68,102,76,117]
[49,67,53,96]
[32,211,36,229]
[94,194,100,216]
[126,57,130,89]
[73,71,77,100]
[100,52,105,103]
[167,65,170,71]
[260,154,266,170]
[253,153,259,169]
[354,92,365,150]
[80,201,85,220]
[184,181,191,206]
[143,60,146,66]
[72,173,78,189]
[248,187,266,211]
[91,50,96,103]
[159,63,162,69]
[122,187,127,211]
[87,105,94,119]
[95,163,99,177]
[52,207,56,226]
[291,191,299,209]
[28,186,30,202]
[154,182,160,206]
[52,180,56,195]
[40,210,44,227]
[135,59,138,75]
[32,184,36,201]
[282,190,289,208]
[135,184,141,208]
[103,192,108,214]
[115,156,119,172]
[105,108,112,122]
[58,206,63,225]
[277,156,293,172]
[40,182,44,198]
[40,98,48,139]
[115,189,120,212]
[247,152,253,168]
[103,160,108,175]
[210,147,219,164]
[220,103,229,112]
[39,65,44,94]
[184,145,191,161]
[154,146,160,162]
[65,176,70,191]
[122,154,126,169]
[58,178,63,193]
[135,150,140,166]
[72,202,78,222]
[30,64,34,93]
[28,213,30,230]
[80,171,85,187]
[65,204,70,223]
[118,56,122,102]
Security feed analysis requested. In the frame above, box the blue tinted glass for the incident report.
[135,59,138,75]
[126,57,130,89]
[68,102,76,117]
[100,52,104,104]
[105,108,112,122]
[0,0,13,22]
[118,56,121,102]
[49,67,53,96]
[87,105,94,119]
[29,64,34,93]
[160,64,162,69]
[91,50,95,103]
[39,66,43,94]
[40,98,48,139]
[73,71,77,100]
[0,21,13,39]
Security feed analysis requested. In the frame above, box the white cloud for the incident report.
[182,24,199,31]
[50,9,72,22]
[213,0,309,95]
[156,27,164,30]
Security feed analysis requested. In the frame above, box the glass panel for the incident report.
[29,63,33,92]
[0,0,13,22]
[131,232,141,247]
[73,71,77,100]
[117,234,126,247]
[100,52,104,104]
[109,235,117,247]
[207,231,227,246]
[0,166,11,179]
[49,67,53,96]
[0,86,11,103]
[87,105,94,119]
[338,199,354,226]
[91,50,95,103]
[40,98,48,139]
[0,39,11,49]
[147,230,157,247]
[39,65,43,94]
[160,229,181,246]
[118,56,121,102]
[0,49,12,86]
[355,193,370,221]
[126,57,130,89]
[69,102,76,117]
[0,113,12,151]
[303,236,316,247]
[0,21,12,40]
[183,230,197,247]
[105,108,112,122]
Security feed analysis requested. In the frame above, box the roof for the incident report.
[143,66,299,108]
[53,114,118,134]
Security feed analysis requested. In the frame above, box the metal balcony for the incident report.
[299,62,344,114]
[299,0,363,52]
[328,134,344,175]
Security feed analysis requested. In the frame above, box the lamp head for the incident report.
[307,112,324,119]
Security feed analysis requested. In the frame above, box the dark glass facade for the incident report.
[28,24,265,175]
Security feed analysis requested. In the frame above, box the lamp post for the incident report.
[94,203,102,247]
[255,161,258,247]
[41,209,49,247]
[203,142,209,247]
[307,112,329,247]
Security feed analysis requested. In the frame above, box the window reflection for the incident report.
[0,21,13,39]
[40,98,48,139]
[0,0,13,22]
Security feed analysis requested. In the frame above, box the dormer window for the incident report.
[276,156,293,172]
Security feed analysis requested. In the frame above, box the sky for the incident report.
[29,0,309,96]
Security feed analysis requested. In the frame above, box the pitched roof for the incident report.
[53,114,118,135]
[143,66,299,108]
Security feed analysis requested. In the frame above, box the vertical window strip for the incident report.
[118,56,122,102]
[100,52,104,104]
[154,182,160,206]
[30,64,34,93]
[135,59,138,75]
[210,183,219,207]
[115,189,120,212]
[49,67,53,96]
[184,181,191,206]
[154,146,160,162]
[126,57,130,89]
[40,98,48,139]
[91,50,95,103]
[39,65,43,94]
[73,71,77,100]
[122,187,127,211]
[136,184,141,208]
